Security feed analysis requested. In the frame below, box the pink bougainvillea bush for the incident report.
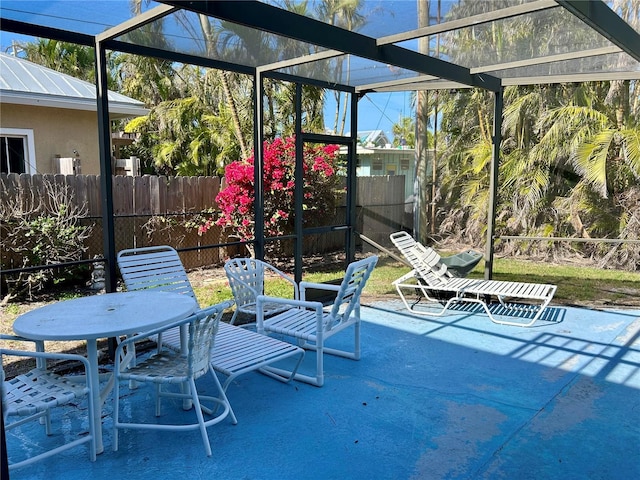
[201,136,343,245]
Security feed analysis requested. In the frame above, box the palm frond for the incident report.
[572,128,616,197]
[621,126,640,177]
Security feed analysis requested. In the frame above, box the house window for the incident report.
[372,159,383,171]
[0,128,36,174]
[400,159,410,170]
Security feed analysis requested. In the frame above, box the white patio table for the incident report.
[12,290,198,454]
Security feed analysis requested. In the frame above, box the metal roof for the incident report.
[0,52,148,118]
[0,1,638,94]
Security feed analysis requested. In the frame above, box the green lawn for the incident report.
[2,254,638,337]
[193,255,640,308]
[482,256,640,306]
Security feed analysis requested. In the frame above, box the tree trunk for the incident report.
[219,72,249,159]
[415,0,431,242]
[198,13,250,159]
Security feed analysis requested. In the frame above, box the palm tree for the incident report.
[391,116,418,148]
[433,0,639,268]
[196,12,252,159]
[316,0,365,135]
[21,39,116,88]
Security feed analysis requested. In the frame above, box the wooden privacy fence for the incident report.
[356,175,411,250]
[1,173,409,270]
[0,173,222,217]
[0,173,226,270]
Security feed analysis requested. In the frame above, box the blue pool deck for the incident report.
[5,300,640,479]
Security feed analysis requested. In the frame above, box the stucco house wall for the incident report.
[0,52,148,176]
[1,103,101,174]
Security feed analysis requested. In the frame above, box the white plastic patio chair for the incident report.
[256,256,378,387]
[112,303,235,456]
[224,257,299,325]
[390,231,482,279]
[1,335,96,471]
[390,232,557,327]
[117,246,304,392]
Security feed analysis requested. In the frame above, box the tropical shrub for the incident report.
[201,136,343,251]
[0,181,92,303]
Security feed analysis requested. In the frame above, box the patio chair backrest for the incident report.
[224,258,266,309]
[188,305,224,379]
[390,232,451,287]
[408,243,452,287]
[117,246,196,298]
[325,256,378,331]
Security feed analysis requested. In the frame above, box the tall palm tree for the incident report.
[21,39,116,88]
[316,0,365,135]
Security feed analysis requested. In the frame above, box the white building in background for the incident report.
[341,130,433,200]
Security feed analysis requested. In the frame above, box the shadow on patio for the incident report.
[6,301,640,479]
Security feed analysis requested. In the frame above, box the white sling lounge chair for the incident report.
[390,232,556,327]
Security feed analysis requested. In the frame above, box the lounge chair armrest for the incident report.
[203,300,235,312]
[0,334,45,349]
[0,348,91,368]
[256,294,323,311]
[255,294,323,334]
[118,301,233,348]
[0,348,92,387]
[114,316,194,367]
[299,281,342,293]
[392,270,419,285]
[263,264,298,289]
[1,334,48,368]
[0,334,32,342]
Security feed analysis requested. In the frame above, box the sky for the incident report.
[323,90,413,140]
[0,0,453,146]
[1,21,414,144]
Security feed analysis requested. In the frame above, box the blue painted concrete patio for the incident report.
[7,301,640,479]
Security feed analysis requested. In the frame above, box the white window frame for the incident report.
[1,128,37,174]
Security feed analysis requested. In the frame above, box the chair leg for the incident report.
[41,410,52,435]
[112,376,120,452]
[267,342,324,387]
[155,384,162,416]
[206,370,237,425]
[189,378,213,457]
[180,380,193,411]
[229,308,239,325]
[353,313,361,360]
